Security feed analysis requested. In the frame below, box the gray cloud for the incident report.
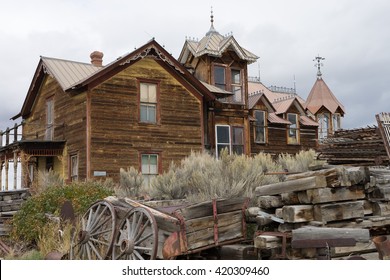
[1,0,390,131]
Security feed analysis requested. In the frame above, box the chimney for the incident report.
[90,51,104,67]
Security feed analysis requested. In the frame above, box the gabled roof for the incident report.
[272,97,306,115]
[248,92,275,112]
[41,57,102,91]
[300,115,319,127]
[268,112,291,125]
[305,78,345,115]
[14,39,216,119]
[179,19,258,64]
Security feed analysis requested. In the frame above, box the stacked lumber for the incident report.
[318,126,389,166]
[0,189,30,235]
[252,166,390,259]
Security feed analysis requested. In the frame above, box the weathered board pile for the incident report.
[250,166,390,259]
[0,189,30,235]
[318,126,389,166]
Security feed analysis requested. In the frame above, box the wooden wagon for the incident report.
[69,196,249,260]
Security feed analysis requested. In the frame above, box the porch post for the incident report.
[0,160,3,191]
[13,151,18,190]
[5,158,9,191]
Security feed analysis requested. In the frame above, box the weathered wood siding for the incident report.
[89,58,203,181]
[22,76,88,181]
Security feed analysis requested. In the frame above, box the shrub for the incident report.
[11,181,113,244]
[278,149,323,172]
[115,167,144,198]
[150,150,284,204]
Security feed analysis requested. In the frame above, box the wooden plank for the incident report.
[185,210,242,233]
[282,205,314,223]
[292,227,370,243]
[303,185,365,204]
[255,175,327,196]
[281,192,300,205]
[254,235,283,249]
[177,197,247,220]
[291,238,356,248]
[313,201,365,223]
[286,167,339,186]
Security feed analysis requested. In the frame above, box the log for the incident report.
[286,167,339,187]
[302,185,365,204]
[258,195,283,209]
[338,166,369,187]
[282,205,314,223]
[370,186,390,200]
[281,192,300,205]
[254,235,282,249]
[255,175,327,196]
[313,201,365,223]
[372,202,390,216]
[220,244,257,260]
[292,227,370,243]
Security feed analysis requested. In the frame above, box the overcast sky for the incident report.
[1,0,389,131]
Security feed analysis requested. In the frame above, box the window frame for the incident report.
[318,112,330,140]
[254,110,267,144]
[215,125,231,158]
[213,65,226,90]
[231,68,243,103]
[140,153,160,187]
[45,97,54,140]
[138,81,160,124]
[70,154,79,182]
[232,126,244,155]
[332,113,341,132]
[287,113,300,145]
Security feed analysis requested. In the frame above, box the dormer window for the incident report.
[214,66,226,90]
[287,113,300,144]
[231,69,242,103]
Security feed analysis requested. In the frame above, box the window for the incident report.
[232,127,244,155]
[254,110,266,143]
[287,113,299,144]
[333,113,341,132]
[231,69,242,103]
[70,154,78,181]
[140,83,157,123]
[141,154,158,187]
[215,125,231,158]
[214,66,226,90]
[318,113,330,140]
[45,98,54,140]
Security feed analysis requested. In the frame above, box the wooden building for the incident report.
[0,14,322,189]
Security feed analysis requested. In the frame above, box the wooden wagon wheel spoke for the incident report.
[112,207,158,260]
[70,200,116,260]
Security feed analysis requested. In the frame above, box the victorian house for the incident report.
[1,15,327,189]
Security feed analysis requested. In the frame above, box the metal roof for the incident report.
[200,81,233,95]
[305,78,345,115]
[268,112,291,124]
[180,22,258,64]
[41,57,102,91]
[300,115,319,127]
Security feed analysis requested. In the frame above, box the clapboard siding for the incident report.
[89,58,203,179]
[22,76,87,180]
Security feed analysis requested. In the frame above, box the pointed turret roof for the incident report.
[305,77,345,115]
[179,12,258,64]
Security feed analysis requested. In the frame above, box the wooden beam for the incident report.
[282,205,314,223]
[313,201,365,223]
[292,227,370,243]
[255,175,327,196]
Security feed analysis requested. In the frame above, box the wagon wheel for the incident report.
[70,200,116,260]
[112,207,158,260]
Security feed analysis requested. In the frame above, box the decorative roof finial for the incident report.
[210,6,214,27]
[314,55,325,79]
[206,6,217,35]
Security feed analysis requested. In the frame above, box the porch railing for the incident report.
[0,123,23,147]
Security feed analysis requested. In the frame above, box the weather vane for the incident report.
[314,55,325,79]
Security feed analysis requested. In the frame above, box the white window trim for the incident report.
[215,125,231,158]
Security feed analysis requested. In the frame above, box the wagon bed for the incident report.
[70,196,249,260]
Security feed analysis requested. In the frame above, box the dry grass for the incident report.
[114,167,144,198]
